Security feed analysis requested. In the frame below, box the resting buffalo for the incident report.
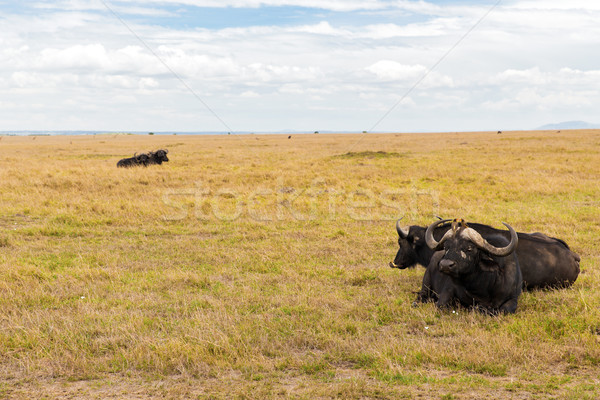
[116,149,169,168]
[390,218,579,289]
[147,149,169,165]
[116,153,150,168]
[415,219,522,314]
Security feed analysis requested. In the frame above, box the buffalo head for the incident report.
[148,149,169,165]
[157,149,169,160]
[389,218,422,269]
[425,218,518,277]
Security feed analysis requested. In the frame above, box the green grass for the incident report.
[0,131,599,398]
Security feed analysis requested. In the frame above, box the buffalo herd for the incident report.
[391,217,580,314]
[117,149,169,168]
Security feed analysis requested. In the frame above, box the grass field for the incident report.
[0,130,599,399]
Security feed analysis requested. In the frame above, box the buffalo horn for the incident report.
[425,219,453,250]
[396,218,410,239]
[463,222,518,257]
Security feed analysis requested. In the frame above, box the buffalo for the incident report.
[390,218,579,289]
[415,219,522,314]
[116,149,168,168]
[147,149,169,165]
[116,153,150,168]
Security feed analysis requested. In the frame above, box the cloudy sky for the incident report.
[1,0,599,133]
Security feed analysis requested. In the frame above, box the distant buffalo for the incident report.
[117,153,150,168]
[117,149,169,168]
[147,149,169,165]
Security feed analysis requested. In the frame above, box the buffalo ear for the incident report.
[479,254,500,272]
[412,227,426,244]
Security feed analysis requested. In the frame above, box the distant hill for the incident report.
[537,121,600,130]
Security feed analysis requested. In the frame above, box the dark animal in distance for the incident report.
[147,149,169,165]
[415,219,522,314]
[116,153,150,168]
[116,149,168,168]
[390,218,580,289]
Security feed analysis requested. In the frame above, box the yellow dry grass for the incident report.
[0,130,599,399]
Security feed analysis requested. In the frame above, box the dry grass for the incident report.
[0,130,599,399]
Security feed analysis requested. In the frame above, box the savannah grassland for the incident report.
[0,130,599,399]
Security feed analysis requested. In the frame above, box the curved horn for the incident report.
[396,218,409,239]
[425,219,453,250]
[463,222,518,257]
[164,149,168,154]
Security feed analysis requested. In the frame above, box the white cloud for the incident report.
[243,63,323,84]
[366,60,425,81]
[359,20,455,38]
[492,67,600,87]
[366,60,454,88]
[493,67,548,85]
[511,1,600,11]
[278,84,305,94]
[158,49,241,78]
[240,90,260,97]
[557,67,600,85]
[38,44,109,70]
[483,88,594,111]
[139,77,159,89]
[293,21,348,36]
[110,94,139,104]
[11,72,46,88]
[107,0,393,12]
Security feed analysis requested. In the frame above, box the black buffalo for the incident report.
[116,149,169,168]
[147,149,169,165]
[390,218,579,289]
[116,153,150,168]
[415,219,522,314]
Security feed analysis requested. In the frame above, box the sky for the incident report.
[1,0,600,133]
